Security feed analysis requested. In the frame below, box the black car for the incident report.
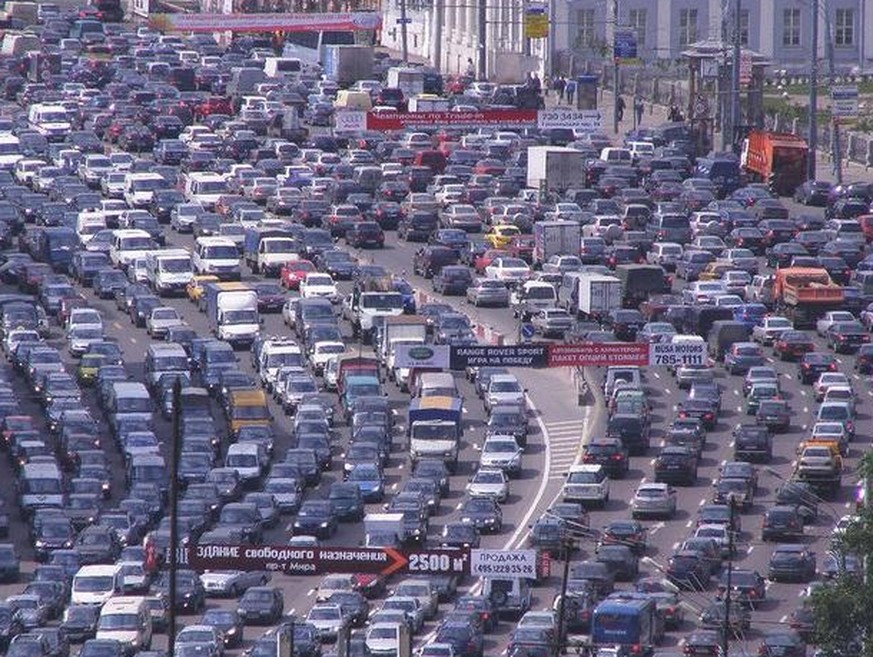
[697,503,742,534]
[759,631,807,657]
[603,308,645,341]
[0,603,23,649]
[712,477,755,510]
[485,404,529,447]
[798,351,838,383]
[768,544,816,582]
[453,595,498,633]
[326,591,370,627]
[699,599,751,635]
[201,608,244,648]
[605,413,650,455]
[717,568,766,607]
[432,265,473,296]
[762,505,804,542]
[458,497,503,533]
[665,550,710,591]
[794,180,832,206]
[855,343,873,374]
[581,438,629,478]
[152,569,205,613]
[654,446,698,486]
[677,398,718,430]
[345,222,384,248]
[253,283,285,313]
[238,586,284,625]
[292,500,338,539]
[732,424,773,462]
[774,481,819,523]
[599,520,647,555]
[528,516,569,555]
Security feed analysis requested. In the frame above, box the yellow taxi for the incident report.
[187,275,219,304]
[697,260,734,281]
[484,224,521,249]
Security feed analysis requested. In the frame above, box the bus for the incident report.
[591,594,664,656]
[282,30,357,67]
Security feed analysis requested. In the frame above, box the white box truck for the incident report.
[386,67,425,97]
[526,146,585,193]
[562,272,622,320]
[532,221,582,268]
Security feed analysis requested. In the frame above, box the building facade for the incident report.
[381,0,873,77]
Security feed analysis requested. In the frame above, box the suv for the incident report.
[732,424,773,462]
[562,465,610,507]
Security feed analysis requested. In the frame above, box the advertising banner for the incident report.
[449,345,548,369]
[149,11,382,34]
[366,109,538,131]
[394,344,451,370]
[548,342,649,367]
[523,4,548,39]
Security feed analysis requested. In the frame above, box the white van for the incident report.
[19,463,64,515]
[193,236,241,281]
[183,172,227,210]
[145,248,193,296]
[72,564,123,605]
[144,342,190,391]
[97,596,152,653]
[124,172,166,208]
[14,158,45,185]
[110,229,153,269]
[28,103,71,141]
[77,213,107,245]
[225,443,267,485]
[264,56,301,78]
[0,135,23,170]
[599,147,633,164]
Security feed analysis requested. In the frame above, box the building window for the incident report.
[738,9,749,46]
[678,8,698,47]
[576,8,595,48]
[782,8,800,46]
[835,8,854,46]
[628,8,646,48]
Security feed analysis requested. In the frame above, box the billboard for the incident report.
[365,109,539,131]
[149,11,382,34]
[523,4,548,39]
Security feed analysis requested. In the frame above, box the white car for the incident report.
[466,467,509,502]
[817,311,856,337]
[562,464,610,507]
[479,436,522,476]
[366,622,404,657]
[823,385,856,410]
[712,294,744,309]
[282,298,299,327]
[694,523,734,558]
[306,603,347,642]
[67,307,104,333]
[813,372,852,401]
[810,421,850,455]
[484,257,531,284]
[198,570,270,597]
[752,316,793,345]
[485,373,525,410]
[315,573,356,602]
[146,307,183,339]
[310,340,347,374]
[67,325,104,357]
[683,280,727,304]
[300,273,339,302]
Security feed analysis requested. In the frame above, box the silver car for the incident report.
[631,482,678,519]
[531,307,574,337]
[466,467,509,502]
[479,436,523,476]
[466,279,510,307]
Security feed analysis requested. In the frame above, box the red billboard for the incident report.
[547,342,649,367]
[149,11,382,34]
[366,109,539,131]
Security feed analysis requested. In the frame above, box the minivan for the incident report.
[96,596,152,653]
[72,564,123,605]
[144,343,190,392]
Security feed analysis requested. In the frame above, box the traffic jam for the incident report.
[0,9,868,657]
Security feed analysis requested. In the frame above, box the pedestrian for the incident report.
[616,95,626,121]
[564,78,576,106]
[531,72,542,94]
[465,57,475,78]
[555,76,566,103]
[634,96,644,127]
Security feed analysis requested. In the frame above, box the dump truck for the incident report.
[773,267,843,329]
[408,396,463,472]
[615,264,671,309]
[532,221,582,268]
[526,146,585,193]
[741,130,809,197]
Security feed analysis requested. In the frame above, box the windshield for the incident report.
[361,294,403,310]
[224,310,259,325]
[74,575,114,592]
[264,239,296,253]
[131,179,164,192]
[98,613,140,630]
[120,237,152,250]
[205,246,238,259]
[161,258,191,273]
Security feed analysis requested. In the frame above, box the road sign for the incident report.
[187,544,470,576]
[537,108,602,131]
[449,344,548,369]
[520,323,536,342]
[470,549,539,578]
[613,29,639,65]
[547,342,649,367]
[334,110,366,132]
[739,51,753,88]
[648,341,706,367]
[831,86,859,122]
[396,17,412,24]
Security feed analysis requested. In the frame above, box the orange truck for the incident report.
[773,267,843,328]
[740,130,809,196]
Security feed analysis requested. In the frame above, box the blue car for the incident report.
[346,462,385,502]
[733,303,767,330]
[724,341,766,375]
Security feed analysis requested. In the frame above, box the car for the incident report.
[458,496,503,533]
[768,544,817,582]
[758,631,807,657]
[716,568,766,608]
[798,351,838,383]
[466,468,509,502]
[530,308,574,338]
[631,482,677,519]
[756,399,791,432]
[199,570,270,598]
[237,586,284,625]
[762,505,805,542]
[581,437,629,478]
[732,424,773,462]
[665,550,710,591]
[826,320,870,353]
[813,371,853,401]
[599,520,647,555]
[478,436,522,476]
[466,279,510,307]
[723,341,764,374]
[712,477,755,510]
[440,522,481,549]
[743,366,779,396]
[773,330,814,360]
[201,609,245,648]
[653,446,698,485]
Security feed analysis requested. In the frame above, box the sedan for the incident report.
[756,399,791,432]
[466,279,510,307]
[768,544,816,582]
[292,501,338,539]
[724,342,765,375]
[759,631,807,657]
[458,496,503,533]
[581,438,629,478]
[665,551,710,591]
[826,320,870,353]
[145,307,183,339]
[484,257,531,285]
[630,482,678,519]
[699,599,751,635]
[531,308,574,338]
[466,468,509,502]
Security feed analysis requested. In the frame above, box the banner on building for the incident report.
[524,4,548,39]
[365,109,540,131]
[149,11,382,33]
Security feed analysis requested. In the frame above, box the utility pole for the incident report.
[729,0,742,153]
[431,0,443,71]
[555,539,572,654]
[808,0,819,179]
[722,497,736,657]
[825,11,843,183]
[612,0,620,134]
[399,0,409,63]
[477,0,487,80]
[166,379,182,657]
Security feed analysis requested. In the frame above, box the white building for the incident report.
[382,0,873,77]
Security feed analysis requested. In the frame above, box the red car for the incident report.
[194,96,233,119]
[507,236,535,264]
[474,249,509,275]
[281,260,316,290]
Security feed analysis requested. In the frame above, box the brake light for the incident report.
[611,454,623,460]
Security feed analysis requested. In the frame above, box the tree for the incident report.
[810,451,873,657]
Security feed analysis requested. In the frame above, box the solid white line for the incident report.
[546,420,588,428]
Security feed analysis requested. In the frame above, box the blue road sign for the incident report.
[521,323,536,341]
[613,29,638,64]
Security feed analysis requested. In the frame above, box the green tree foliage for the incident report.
[810,452,873,657]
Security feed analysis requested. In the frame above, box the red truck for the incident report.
[740,130,809,196]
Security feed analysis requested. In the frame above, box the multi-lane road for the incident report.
[0,139,866,657]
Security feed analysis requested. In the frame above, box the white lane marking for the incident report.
[686,520,693,528]
[800,390,807,396]
[650,521,665,535]
[307,589,315,596]
[653,372,660,379]
[698,498,706,506]
[747,546,754,554]
[113,322,122,329]
[665,388,672,394]
[803,407,809,413]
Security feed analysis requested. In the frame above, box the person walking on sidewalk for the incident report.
[555,76,566,103]
[633,96,644,127]
[616,95,626,121]
[564,78,576,106]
